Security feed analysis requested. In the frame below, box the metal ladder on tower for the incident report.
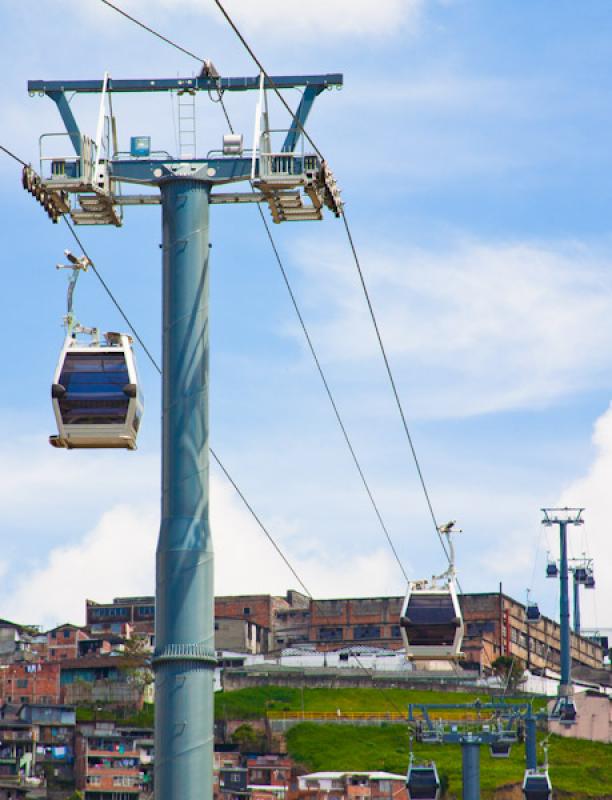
[178,89,196,159]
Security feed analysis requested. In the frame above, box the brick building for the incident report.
[0,703,76,790]
[75,725,153,799]
[86,589,605,673]
[47,624,89,661]
[86,598,155,637]
[0,663,60,706]
[297,772,408,800]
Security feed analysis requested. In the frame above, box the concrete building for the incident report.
[86,598,155,637]
[215,619,270,655]
[75,725,153,799]
[0,703,76,794]
[59,657,148,710]
[548,690,612,743]
[247,755,296,800]
[297,772,408,800]
[0,622,39,666]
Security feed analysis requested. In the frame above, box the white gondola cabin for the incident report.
[50,331,143,450]
[400,581,464,659]
[400,521,464,660]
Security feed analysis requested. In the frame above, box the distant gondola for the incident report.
[489,740,512,758]
[526,603,541,622]
[522,769,552,800]
[50,331,143,450]
[406,763,440,800]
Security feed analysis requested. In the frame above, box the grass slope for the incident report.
[214,686,548,720]
[286,723,611,799]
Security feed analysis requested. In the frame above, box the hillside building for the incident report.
[86,589,606,673]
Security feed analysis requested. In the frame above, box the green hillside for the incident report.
[286,723,611,799]
[214,686,548,720]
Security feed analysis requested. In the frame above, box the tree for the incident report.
[118,635,154,691]
[231,723,266,753]
[492,655,525,692]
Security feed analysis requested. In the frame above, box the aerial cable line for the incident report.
[209,0,452,567]
[341,211,451,565]
[0,144,27,166]
[96,0,411,583]
[99,0,205,62]
[65,221,313,597]
[1,143,309,598]
[253,202,409,583]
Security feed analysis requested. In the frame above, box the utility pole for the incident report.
[27,69,343,800]
[541,507,584,723]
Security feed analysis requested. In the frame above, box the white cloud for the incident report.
[2,504,158,629]
[0,431,406,629]
[291,237,612,418]
[105,0,424,40]
[557,403,612,629]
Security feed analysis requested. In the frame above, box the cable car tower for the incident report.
[26,66,342,800]
[541,507,584,724]
[400,521,464,661]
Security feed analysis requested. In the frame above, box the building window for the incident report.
[391,625,401,637]
[50,648,56,656]
[63,630,71,639]
[353,625,381,640]
[16,679,28,689]
[243,607,251,615]
[51,631,57,639]
[319,627,343,642]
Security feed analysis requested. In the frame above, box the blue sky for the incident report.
[0,0,610,633]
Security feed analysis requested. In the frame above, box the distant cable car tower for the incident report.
[400,521,464,661]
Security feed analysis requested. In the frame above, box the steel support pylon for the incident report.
[154,178,215,800]
[558,521,571,690]
[461,740,480,800]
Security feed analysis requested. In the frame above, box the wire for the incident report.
[211,0,323,159]
[0,151,308,600]
[95,0,425,584]
[99,0,204,63]
[210,0,452,572]
[254,202,408,583]
[342,211,451,564]
[0,144,28,167]
[63,218,161,372]
[64,221,312,595]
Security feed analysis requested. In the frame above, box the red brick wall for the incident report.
[0,662,60,704]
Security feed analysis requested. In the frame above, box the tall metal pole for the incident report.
[525,710,537,771]
[154,178,215,800]
[461,739,480,800]
[572,571,581,635]
[558,521,571,691]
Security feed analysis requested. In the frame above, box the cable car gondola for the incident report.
[584,573,595,589]
[526,603,541,622]
[489,739,512,758]
[522,770,552,800]
[400,522,464,660]
[50,330,143,450]
[574,566,588,583]
[406,762,440,800]
[545,561,558,578]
